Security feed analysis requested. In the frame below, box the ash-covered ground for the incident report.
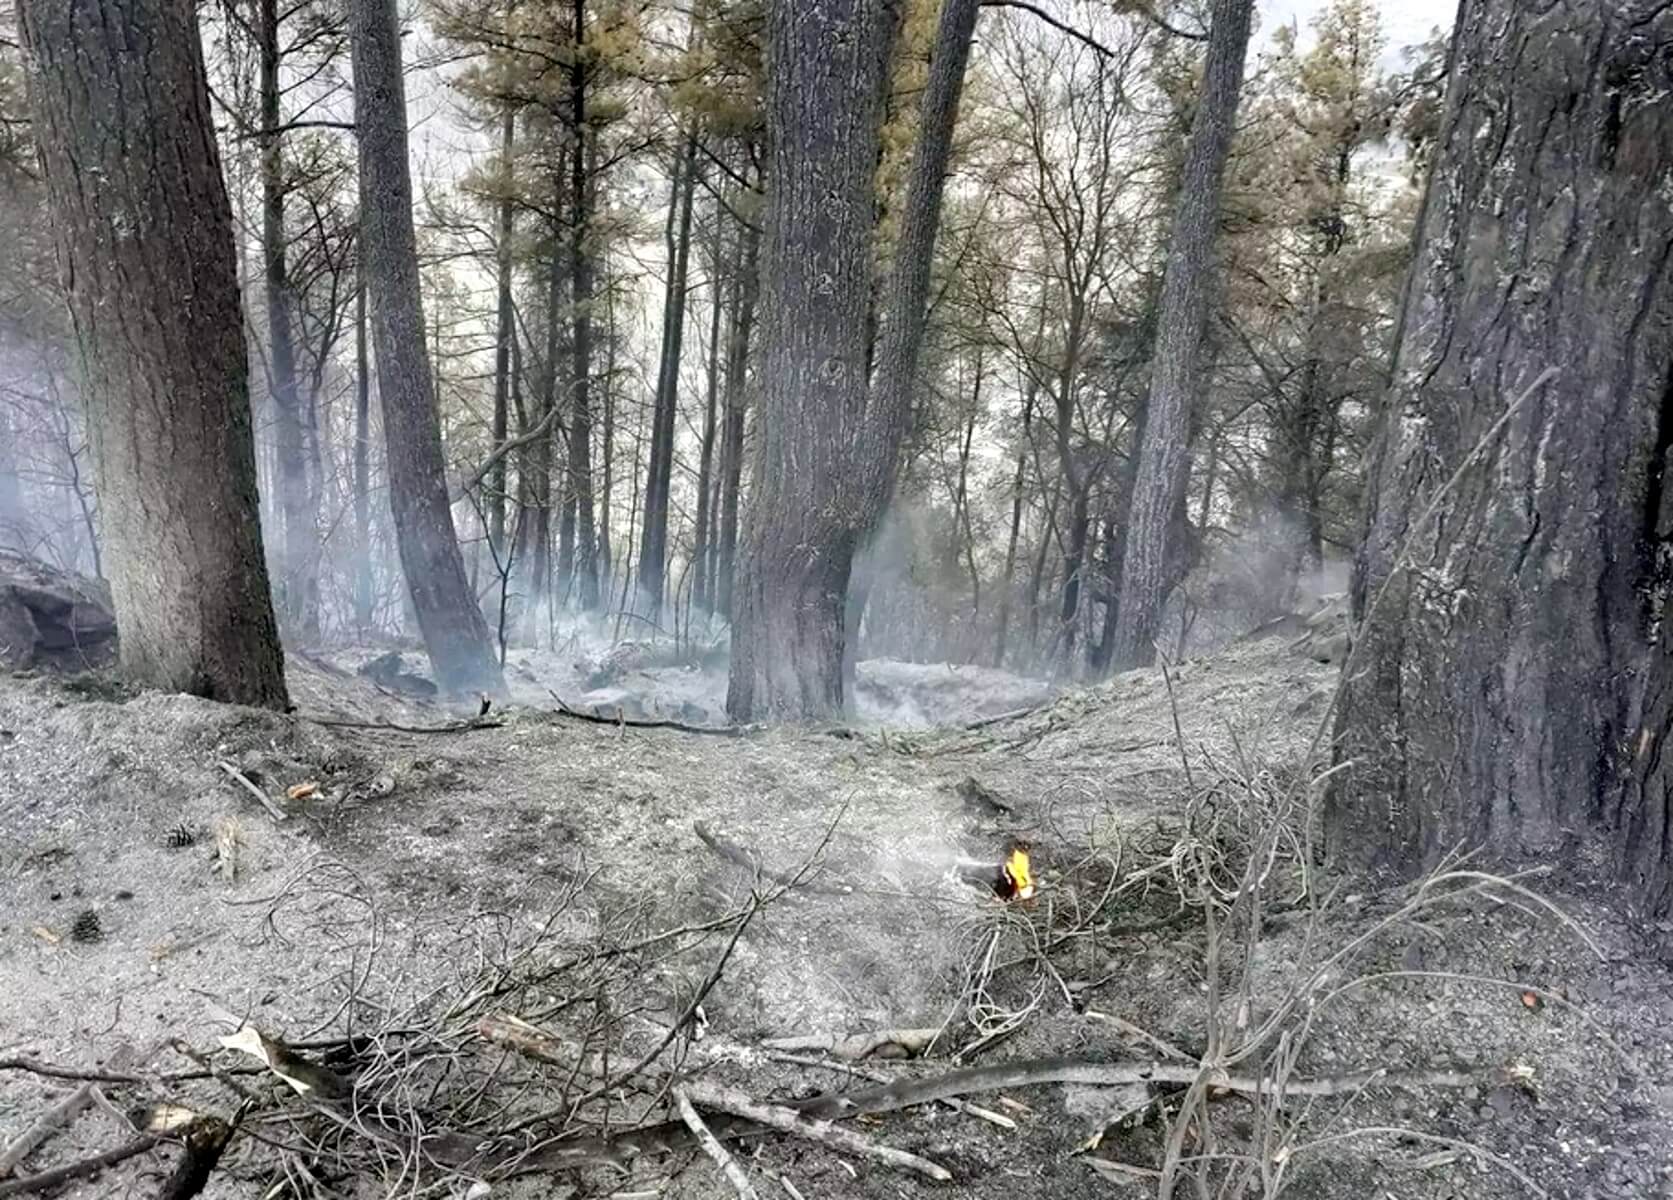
[1,629,1669,1200]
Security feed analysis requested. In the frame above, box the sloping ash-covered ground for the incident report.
[1,632,1669,1200]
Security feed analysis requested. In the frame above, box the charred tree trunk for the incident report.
[567,0,600,611]
[489,104,517,557]
[1108,0,1253,669]
[638,135,699,620]
[351,0,502,695]
[352,257,374,633]
[728,0,977,719]
[19,0,288,706]
[692,211,727,615]
[716,210,760,621]
[258,0,318,636]
[1329,0,1673,916]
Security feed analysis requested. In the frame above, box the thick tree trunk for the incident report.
[19,0,288,706]
[1108,0,1253,668]
[638,135,699,619]
[351,0,502,695]
[728,0,977,720]
[258,0,318,636]
[716,212,760,621]
[1329,0,1673,916]
[726,0,901,720]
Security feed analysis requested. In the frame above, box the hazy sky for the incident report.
[1262,0,1458,64]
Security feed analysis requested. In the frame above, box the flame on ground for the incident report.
[1001,846,1034,900]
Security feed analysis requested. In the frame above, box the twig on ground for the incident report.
[304,716,504,735]
[215,761,289,822]
[547,691,750,737]
[762,1051,1016,1129]
[759,1028,938,1061]
[681,1080,953,1182]
[675,1087,758,1199]
[694,822,852,895]
[0,1138,160,1198]
[0,1043,142,1178]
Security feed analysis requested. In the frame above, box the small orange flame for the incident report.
[1001,846,1034,900]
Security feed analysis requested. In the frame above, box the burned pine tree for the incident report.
[1330,0,1673,914]
[1106,0,1254,670]
[17,0,289,707]
[727,0,981,720]
[351,0,503,695]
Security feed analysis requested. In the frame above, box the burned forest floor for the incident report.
[2,630,1671,1200]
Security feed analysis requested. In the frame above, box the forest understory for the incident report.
[2,632,1669,1200]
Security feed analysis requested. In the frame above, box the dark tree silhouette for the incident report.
[351,0,503,695]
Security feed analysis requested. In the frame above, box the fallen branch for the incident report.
[0,1138,159,1198]
[675,1087,759,1199]
[760,1028,939,1061]
[215,761,289,822]
[0,1044,143,1178]
[303,716,504,735]
[694,822,851,895]
[547,691,749,737]
[682,1080,952,1182]
[763,1051,1015,1130]
[0,1058,150,1086]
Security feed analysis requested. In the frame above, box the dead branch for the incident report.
[0,1138,159,1198]
[0,1058,150,1086]
[763,1051,1015,1130]
[303,716,504,735]
[215,761,290,822]
[693,822,852,895]
[154,1116,235,1200]
[0,1043,147,1178]
[759,1028,939,1061]
[546,692,750,737]
[681,1080,952,1182]
[675,1087,758,1199]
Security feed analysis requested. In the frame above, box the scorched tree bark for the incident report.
[1329,0,1673,916]
[351,0,503,695]
[1107,0,1254,669]
[17,0,289,706]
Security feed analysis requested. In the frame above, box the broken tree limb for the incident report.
[759,1028,939,1061]
[675,1087,759,1199]
[546,691,752,737]
[0,1044,145,1178]
[0,1138,160,1199]
[681,1080,952,1183]
[451,402,563,501]
[214,761,289,822]
[693,822,851,895]
[154,1116,234,1200]
[762,1051,1015,1130]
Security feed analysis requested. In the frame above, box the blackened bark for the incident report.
[726,0,901,720]
[716,212,759,620]
[258,0,317,635]
[1108,0,1253,668]
[693,211,727,614]
[352,258,373,633]
[489,104,517,557]
[638,135,699,619]
[351,0,502,695]
[19,0,288,706]
[567,0,600,611]
[1330,0,1673,917]
[728,0,977,720]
